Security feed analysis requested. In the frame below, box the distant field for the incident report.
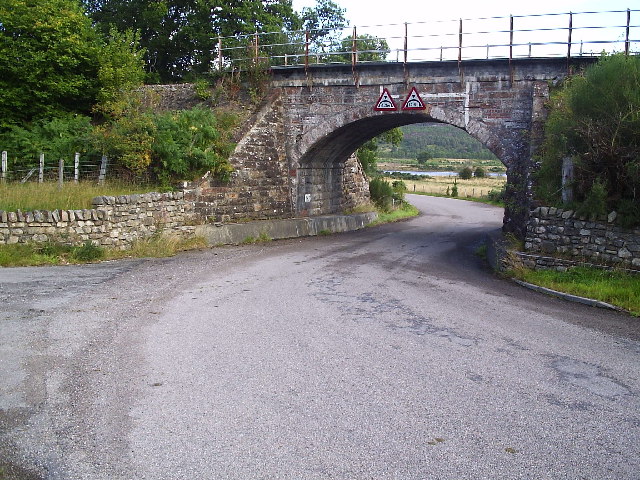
[385,174,506,199]
[379,157,506,172]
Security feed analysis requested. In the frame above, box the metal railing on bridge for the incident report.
[214,9,638,70]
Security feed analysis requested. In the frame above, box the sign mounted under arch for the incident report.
[373,88,397,111]
[402,87,426,110]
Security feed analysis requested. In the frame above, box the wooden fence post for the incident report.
[98,155,108,185]
[1,151,7,183]
[39,153,44,183]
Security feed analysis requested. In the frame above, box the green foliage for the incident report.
[369,177,395,210]
[151,107,237,184]
[417,150,432,165]
[301,0,348,53]
[332,34,389,63]
[391,180,407,200]
[0,0,101,128]
[96,28,146,111]
[576,179,608,218]
[84,0,303,82]
[71,241,105,262]
[487,185,506,204]
[0,115,94,168]
[91,94,156,174]
[356,128,403,176]
[536,53,640,226]
[474,166,486,178]
[451,181,458,197]
[459,166,473,180]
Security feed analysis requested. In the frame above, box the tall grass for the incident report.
[513,266,640,316]
[0,181,160,212]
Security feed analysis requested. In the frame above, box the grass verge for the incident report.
[509,266,640,316]
[0,236,208,267]
[0,181,161,212]
[367,202,420,226]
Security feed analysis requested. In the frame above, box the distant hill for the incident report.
[379,123,498,161]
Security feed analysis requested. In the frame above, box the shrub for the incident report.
[459,166,473,180]
[369,177,395,210]
[474,166,486,178]
[536,53,640,226]
[451,181,458,197]
[576,179,608,218]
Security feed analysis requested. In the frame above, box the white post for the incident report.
[74,152,80,183]
[1,151,7,183]
[39,153,44,183]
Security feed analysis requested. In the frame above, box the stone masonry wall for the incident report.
[524,206,640,269]
[0,192,197,249]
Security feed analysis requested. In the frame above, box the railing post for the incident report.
[458,18,463,64]
[625,9,631,55]
[352,26,357,67]
[305,30,309,72]
[509,15,514,63]
[39,153,44,183]
[567,12,573,64]
[217,36,222,70]
[1,151,7,183]
[74,152,80,183]
[404,22,408,64]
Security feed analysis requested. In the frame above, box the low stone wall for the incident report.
[0,192,197,249]
[524,206,640,269]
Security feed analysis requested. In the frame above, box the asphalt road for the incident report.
[1,195,639,480]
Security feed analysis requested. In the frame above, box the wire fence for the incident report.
[214,9,639,70]
[0,151,152,186]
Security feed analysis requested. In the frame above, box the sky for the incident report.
[291,0,637,60]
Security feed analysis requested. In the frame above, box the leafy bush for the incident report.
[369,177,395,210]
[71,241,104,262]
[459,166,473,180]
[151,107,236,184]
[0,115,94,168]
[451,181,458,197]
[487,185,506,203]
[536,53,640,226]
[474,167,486,178]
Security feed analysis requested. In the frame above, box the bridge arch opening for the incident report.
[296,113,506,217]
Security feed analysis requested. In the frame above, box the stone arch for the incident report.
[294,107,507,216]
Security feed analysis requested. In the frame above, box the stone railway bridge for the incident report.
[191,57,594,236]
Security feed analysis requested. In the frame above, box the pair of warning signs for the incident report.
[374,87,425,112]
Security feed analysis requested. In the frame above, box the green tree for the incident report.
[330,34,389,63]
[96,28,147,111]
[84,0,302,82]
[0,0,101,128]
[416,150,433,165]
[459,166,473,180]
[301,0,347,53]
[536,53,640,225]
[473,166,486,178]
[356,128,403,176]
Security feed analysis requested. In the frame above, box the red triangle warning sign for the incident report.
[402,87,426,110]
[374,88,397,111]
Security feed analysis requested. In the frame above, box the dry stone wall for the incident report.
[524,206,640,269]
[0,192,197,248]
